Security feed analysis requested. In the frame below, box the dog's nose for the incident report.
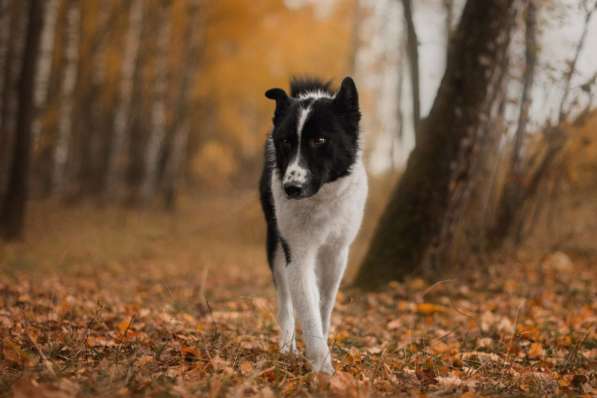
[284,183,303,198]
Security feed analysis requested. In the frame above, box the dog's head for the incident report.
[265,77,361,199]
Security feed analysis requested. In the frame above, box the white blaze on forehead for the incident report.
[283,106,311,185]
[297,90,334,101]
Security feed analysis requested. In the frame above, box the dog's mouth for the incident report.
[283,183,320,200]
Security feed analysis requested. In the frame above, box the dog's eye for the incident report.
[280,138,291,146]
[311,137,327,146]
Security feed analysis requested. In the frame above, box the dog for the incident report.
[259,76,367,373]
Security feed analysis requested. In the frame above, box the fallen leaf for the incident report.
[528,342,545,359]
[239,360,253,375]
[417,303,446,315]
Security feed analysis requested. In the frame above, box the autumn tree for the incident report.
[355,0,517,289]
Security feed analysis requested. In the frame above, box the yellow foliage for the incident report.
[193,140,238,187]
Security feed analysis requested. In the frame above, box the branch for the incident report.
[558,1,597,123]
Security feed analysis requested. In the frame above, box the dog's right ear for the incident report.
[265,88,290,125]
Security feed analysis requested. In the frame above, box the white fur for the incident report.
[283,107,311,186]
[271,154,368,374]
[297,90,334,101]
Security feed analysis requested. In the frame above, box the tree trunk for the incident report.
[52,0,79,195]
[0,0,44,240]
[558,1,597,123]
[489,0,538,247]
[77,2,125,197]
[162,0,202,210]
[355,0,515,289]
[32,0,59,138]
[400,0,421,140]
[0,0,11,122]
[140,2,172,202]
[104,0,144,196]
[0,1,25,201]
[442,0,454,62]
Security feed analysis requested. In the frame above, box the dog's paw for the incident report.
[311,357,334,375]
[279,339,297,355]
[308,348,334,374]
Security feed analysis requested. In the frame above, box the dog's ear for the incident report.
[265,88,290,125]
[333,77,359,114]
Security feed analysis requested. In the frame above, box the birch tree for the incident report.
[353,0,403,171]
[52,0,79,194]
[141,1,172,202]
[105,0,144,196]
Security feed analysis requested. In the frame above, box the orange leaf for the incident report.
[239,360,253,375]
[417,303,446,315]
[528,342,545,359]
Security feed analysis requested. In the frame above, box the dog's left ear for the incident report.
[333,77,359,114]
[265,88,290,125]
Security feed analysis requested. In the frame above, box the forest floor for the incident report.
[0,195,596,397]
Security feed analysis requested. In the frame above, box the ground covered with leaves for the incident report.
[1,201,596,397]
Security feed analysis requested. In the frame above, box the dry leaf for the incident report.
[417,303,447,314]
[528,342,545,359]
[239,360,253,375]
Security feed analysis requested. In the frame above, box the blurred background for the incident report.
[0,0,596,283]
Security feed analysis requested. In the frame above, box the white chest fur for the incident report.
[271,160,368,249]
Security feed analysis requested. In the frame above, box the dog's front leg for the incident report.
[317,245,349,340]
[273,247,296,354]
[286,248,333,374]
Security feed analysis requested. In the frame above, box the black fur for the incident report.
[259,77,360,270]
[289,77,333,97]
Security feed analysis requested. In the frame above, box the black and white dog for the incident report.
[259,77,367,373]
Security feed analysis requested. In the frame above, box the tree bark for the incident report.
[355,0,516,289]
[0,0,44,240]
[400,0,421,140]
[52,0,79,195]
[104,0,144,196]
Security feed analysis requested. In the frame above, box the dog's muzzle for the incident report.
[283,182,305,199]
[283,163,310,199]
